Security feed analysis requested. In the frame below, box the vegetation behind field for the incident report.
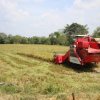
[0,23,89,46]
[0,44,100,100]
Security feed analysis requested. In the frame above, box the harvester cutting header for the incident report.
[54,35,100,65]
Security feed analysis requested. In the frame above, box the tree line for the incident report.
[0,32,68,45]
[0,23,100,45]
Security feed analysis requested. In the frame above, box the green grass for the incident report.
[0,44,100,100]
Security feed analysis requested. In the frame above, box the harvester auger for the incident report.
[54,35,100,66]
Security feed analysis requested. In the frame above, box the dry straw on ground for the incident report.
[0,44,100,100]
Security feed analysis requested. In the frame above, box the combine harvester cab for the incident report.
[54,35,100,66]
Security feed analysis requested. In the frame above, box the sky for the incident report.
[0,0,100,37]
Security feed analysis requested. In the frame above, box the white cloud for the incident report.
[33,0,45,3]
[0,0,30,22]
[63,0,100,33]
[0,0,100,36]
[73,0,100,10]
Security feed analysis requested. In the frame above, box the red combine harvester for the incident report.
[54,35,100,65]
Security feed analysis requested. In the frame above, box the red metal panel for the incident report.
[83,54,100,64]
[54,50,70,64]
[90,42,100,49]
[78,41,89,49]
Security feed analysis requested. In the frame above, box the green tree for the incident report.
[29,37,40,44]
[12,35,22,44]
[0,33,8,44]
[93,27,100,38]
[53,32,60,38]
[64,23,88,35]
[49,32,67,45]
[49,33,59,45]
[63,23,88,45]
[57,34,67,45]
[7,34,14,44]
[45,38,51,45]
[20,37,28,44]
[40,37,47,44]
[40,37,50,44]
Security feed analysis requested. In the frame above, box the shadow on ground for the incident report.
[63,62,99,73]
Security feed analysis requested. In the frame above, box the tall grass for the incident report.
[0,44,100,100]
